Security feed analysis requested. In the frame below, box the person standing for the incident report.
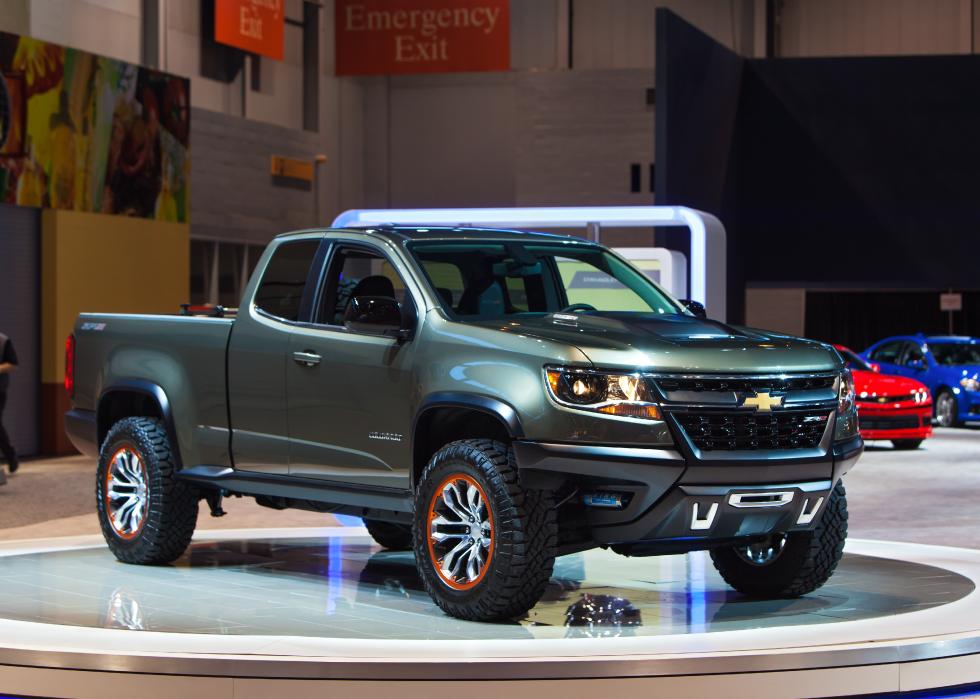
[0,331,19,483]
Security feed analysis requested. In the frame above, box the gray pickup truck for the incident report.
[65,226,862,621]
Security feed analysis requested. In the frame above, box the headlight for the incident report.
[838,370,855,414]
[913,387,931,404]
[961,378,980,392]
[545,367,662,420]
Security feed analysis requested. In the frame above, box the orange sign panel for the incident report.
[215,0,284,61]
[335,0,510,76]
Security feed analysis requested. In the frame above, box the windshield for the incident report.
[930,342,980,366]
[408,240,682,320]
[839,348,873,372]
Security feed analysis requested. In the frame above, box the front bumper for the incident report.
[857,404,932,441]
[959,391,980,422]
[514,435,862,552]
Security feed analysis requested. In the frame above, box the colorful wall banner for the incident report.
[215,0,285,61]
[0,32,190,222]
[335,0,510,76]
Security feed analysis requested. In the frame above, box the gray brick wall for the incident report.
[191,107,324,245]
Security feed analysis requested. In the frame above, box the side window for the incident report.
[253,239,321,322]
[902,343,925,365]
[869,340,903,364]
[318,246,409,326]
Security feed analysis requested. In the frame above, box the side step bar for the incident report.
[176,465,414,516]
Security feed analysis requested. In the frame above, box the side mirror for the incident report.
[344,296,412,340]
[680,299,707,319]
[908,358,927,371]
[869,362,881,373]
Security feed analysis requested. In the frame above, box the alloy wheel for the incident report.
[936,392,956,427]
[104,446,149,540]
[427,473,494,590]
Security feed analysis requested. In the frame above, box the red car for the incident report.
[835,345,933,449]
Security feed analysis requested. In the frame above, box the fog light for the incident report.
[583,492,627,509]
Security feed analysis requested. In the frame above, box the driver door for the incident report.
[286,243,418,489]
[894,341,927,379]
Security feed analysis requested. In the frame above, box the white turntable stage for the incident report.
[1,527,980,698]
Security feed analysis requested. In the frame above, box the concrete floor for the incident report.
[0,427,976,545]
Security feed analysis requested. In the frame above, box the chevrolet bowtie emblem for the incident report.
[742,392,784,412]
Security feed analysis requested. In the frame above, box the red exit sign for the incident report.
[335,0,510,76]
[215,0,284,61]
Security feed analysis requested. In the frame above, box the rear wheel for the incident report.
[363,518,413,550]
[892,439,923,450]
[711,482,848,598]
[413,439,557,621]
[96,417,198,565]
[935,389,961,427]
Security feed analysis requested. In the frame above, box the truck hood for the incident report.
[470,312,840,373]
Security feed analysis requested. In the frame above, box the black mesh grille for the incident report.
[674,409,831,451]
[655,375,835,393]
[858,415,922,430]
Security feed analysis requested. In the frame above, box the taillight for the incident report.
[65,334,75,398]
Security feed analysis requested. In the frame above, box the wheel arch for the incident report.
[412,393,523,490]
[97,380,182,470]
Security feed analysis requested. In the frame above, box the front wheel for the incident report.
[711,482,848,598]
[96,417,199,565]
[413,439,557,621]
[935,389,961,427]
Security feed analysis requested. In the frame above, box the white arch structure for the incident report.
[332,206,727,322]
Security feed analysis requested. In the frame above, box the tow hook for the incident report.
[205,490,227,518]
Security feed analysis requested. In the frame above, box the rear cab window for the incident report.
[253,239,322,322]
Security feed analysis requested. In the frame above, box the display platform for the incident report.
[2,528,980,699]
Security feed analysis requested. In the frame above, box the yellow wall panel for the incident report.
[41,210,189,384]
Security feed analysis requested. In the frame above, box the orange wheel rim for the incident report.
[427,473,494,591]
[104,446,149,540]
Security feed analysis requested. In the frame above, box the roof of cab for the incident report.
[275,225,592,244]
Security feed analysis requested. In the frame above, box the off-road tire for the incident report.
[363,518,413,550]
[710,481,848,598]
[892,439,923,450]
[413,439,557,621]
[96,417,198,565]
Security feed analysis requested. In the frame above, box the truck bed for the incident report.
[72,313,234,468]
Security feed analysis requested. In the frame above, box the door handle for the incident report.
[293,350,322,367]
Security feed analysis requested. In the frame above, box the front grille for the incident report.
[674,409,830,451]
[859,415,922,431]
[653,374,836,394]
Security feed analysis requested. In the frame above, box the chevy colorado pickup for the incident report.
[65,226,862,621]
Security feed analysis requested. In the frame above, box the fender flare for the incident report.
[411,393,525,489]
[413,392,525,440]
[97,380,183,470]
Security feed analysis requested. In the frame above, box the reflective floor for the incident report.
[0,532,971,641]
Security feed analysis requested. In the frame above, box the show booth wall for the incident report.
[655,9,980,341]
[40,210,188,454]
